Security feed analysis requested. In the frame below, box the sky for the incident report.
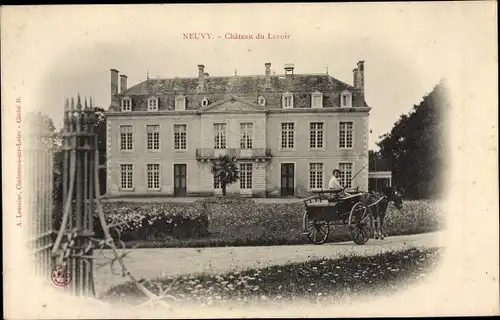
[2,3,463,150]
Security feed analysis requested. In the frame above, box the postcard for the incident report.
[1,2,498,319]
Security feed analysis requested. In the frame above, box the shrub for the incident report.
[91,201,209,241]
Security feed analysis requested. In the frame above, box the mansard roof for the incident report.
[121,74,356,96]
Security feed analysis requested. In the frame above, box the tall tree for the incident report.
[377,80,448,199]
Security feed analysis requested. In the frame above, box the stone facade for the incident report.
[105,62,371,198]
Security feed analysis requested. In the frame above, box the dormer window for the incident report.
[201,97,209,107]
[121,97,132,112]
[175,95,186,111]
[311,91,323,109]
[340,91,353,108]
[258,96,266,107]
[147,97,158,111]
[282,92,294,109]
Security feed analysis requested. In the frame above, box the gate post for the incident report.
[56,94,97,296]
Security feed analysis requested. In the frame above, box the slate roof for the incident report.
[108,73,369,112]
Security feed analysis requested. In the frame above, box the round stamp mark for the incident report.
[51,265,72,287]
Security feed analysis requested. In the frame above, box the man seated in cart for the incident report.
[327,169,358,203]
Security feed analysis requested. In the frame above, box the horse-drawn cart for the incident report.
[302,190,372,245]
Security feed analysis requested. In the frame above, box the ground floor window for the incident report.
[339,163,353,188]
[120,164,133,189]
[309,163,323,190]
[239,163,253,189]
[147,164,160,190]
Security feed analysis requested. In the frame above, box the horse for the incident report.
[361,186,404,240]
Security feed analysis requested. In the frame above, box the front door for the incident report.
[281,163,295,196]
[173,164,187,196]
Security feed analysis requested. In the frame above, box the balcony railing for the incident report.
[196,148,272,161]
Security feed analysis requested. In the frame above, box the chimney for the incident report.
[353,68,358,88]
[120,74,128,93]
[357,61,365,93]
[284,63,295,76]
[110,69,119,97]
[265,63,271,87]
[198,64,205,92]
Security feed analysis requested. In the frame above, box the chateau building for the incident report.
[105,62,370,198]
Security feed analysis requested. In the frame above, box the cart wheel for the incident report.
[302,211,329,245]
[348,202,371,245]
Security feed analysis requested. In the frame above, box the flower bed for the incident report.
[122,198,445,248]
[53,198,444,247]
[103,247,443,307]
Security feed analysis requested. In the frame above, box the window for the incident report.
[174,124,187,150]
[213,174,221,190]
[120,125,133,151]
[146,125,160,151]
[120,164,133,190]
[214,123,227,149]
[175,96,186,111]
[311,92,323,108]
[201,97,209,107]
[309,163,323,190]
[240,163,253,189]
[339,163,353,188]
[147,97,158,111]
[341,92,352,107]
[258,96,266,107]
[282,93,294,109]
[240,123,253,149]
[339,121,354,148]
[281,122,295,149]
[147,164,160,190]
[121,98,132,112]
[309,122,324,149]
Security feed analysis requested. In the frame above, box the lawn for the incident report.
[102,247,443,308]
[122,199,445,248]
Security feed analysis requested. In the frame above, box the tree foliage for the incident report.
[375,80,448,199]
[210,154,239,196]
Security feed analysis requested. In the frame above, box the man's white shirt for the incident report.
[328,176,343,191]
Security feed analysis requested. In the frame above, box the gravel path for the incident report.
[93,231,444,296]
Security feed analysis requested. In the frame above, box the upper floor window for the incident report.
[240,123,253,149]
[175,96,186,111]
[174,124,187,151]
[281,122,295,149]
[120,125,133,151]
[121,97,132,112]
[147,97,158,111]
[282,92,294,109]
[214,123,227,149]
[309,122,324,149]
[339,121,354,149]
[146,125,160,151]
[201,97,210,107]
[311,91,323,108]
[257,96,266,107]
[340,91,353,108]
